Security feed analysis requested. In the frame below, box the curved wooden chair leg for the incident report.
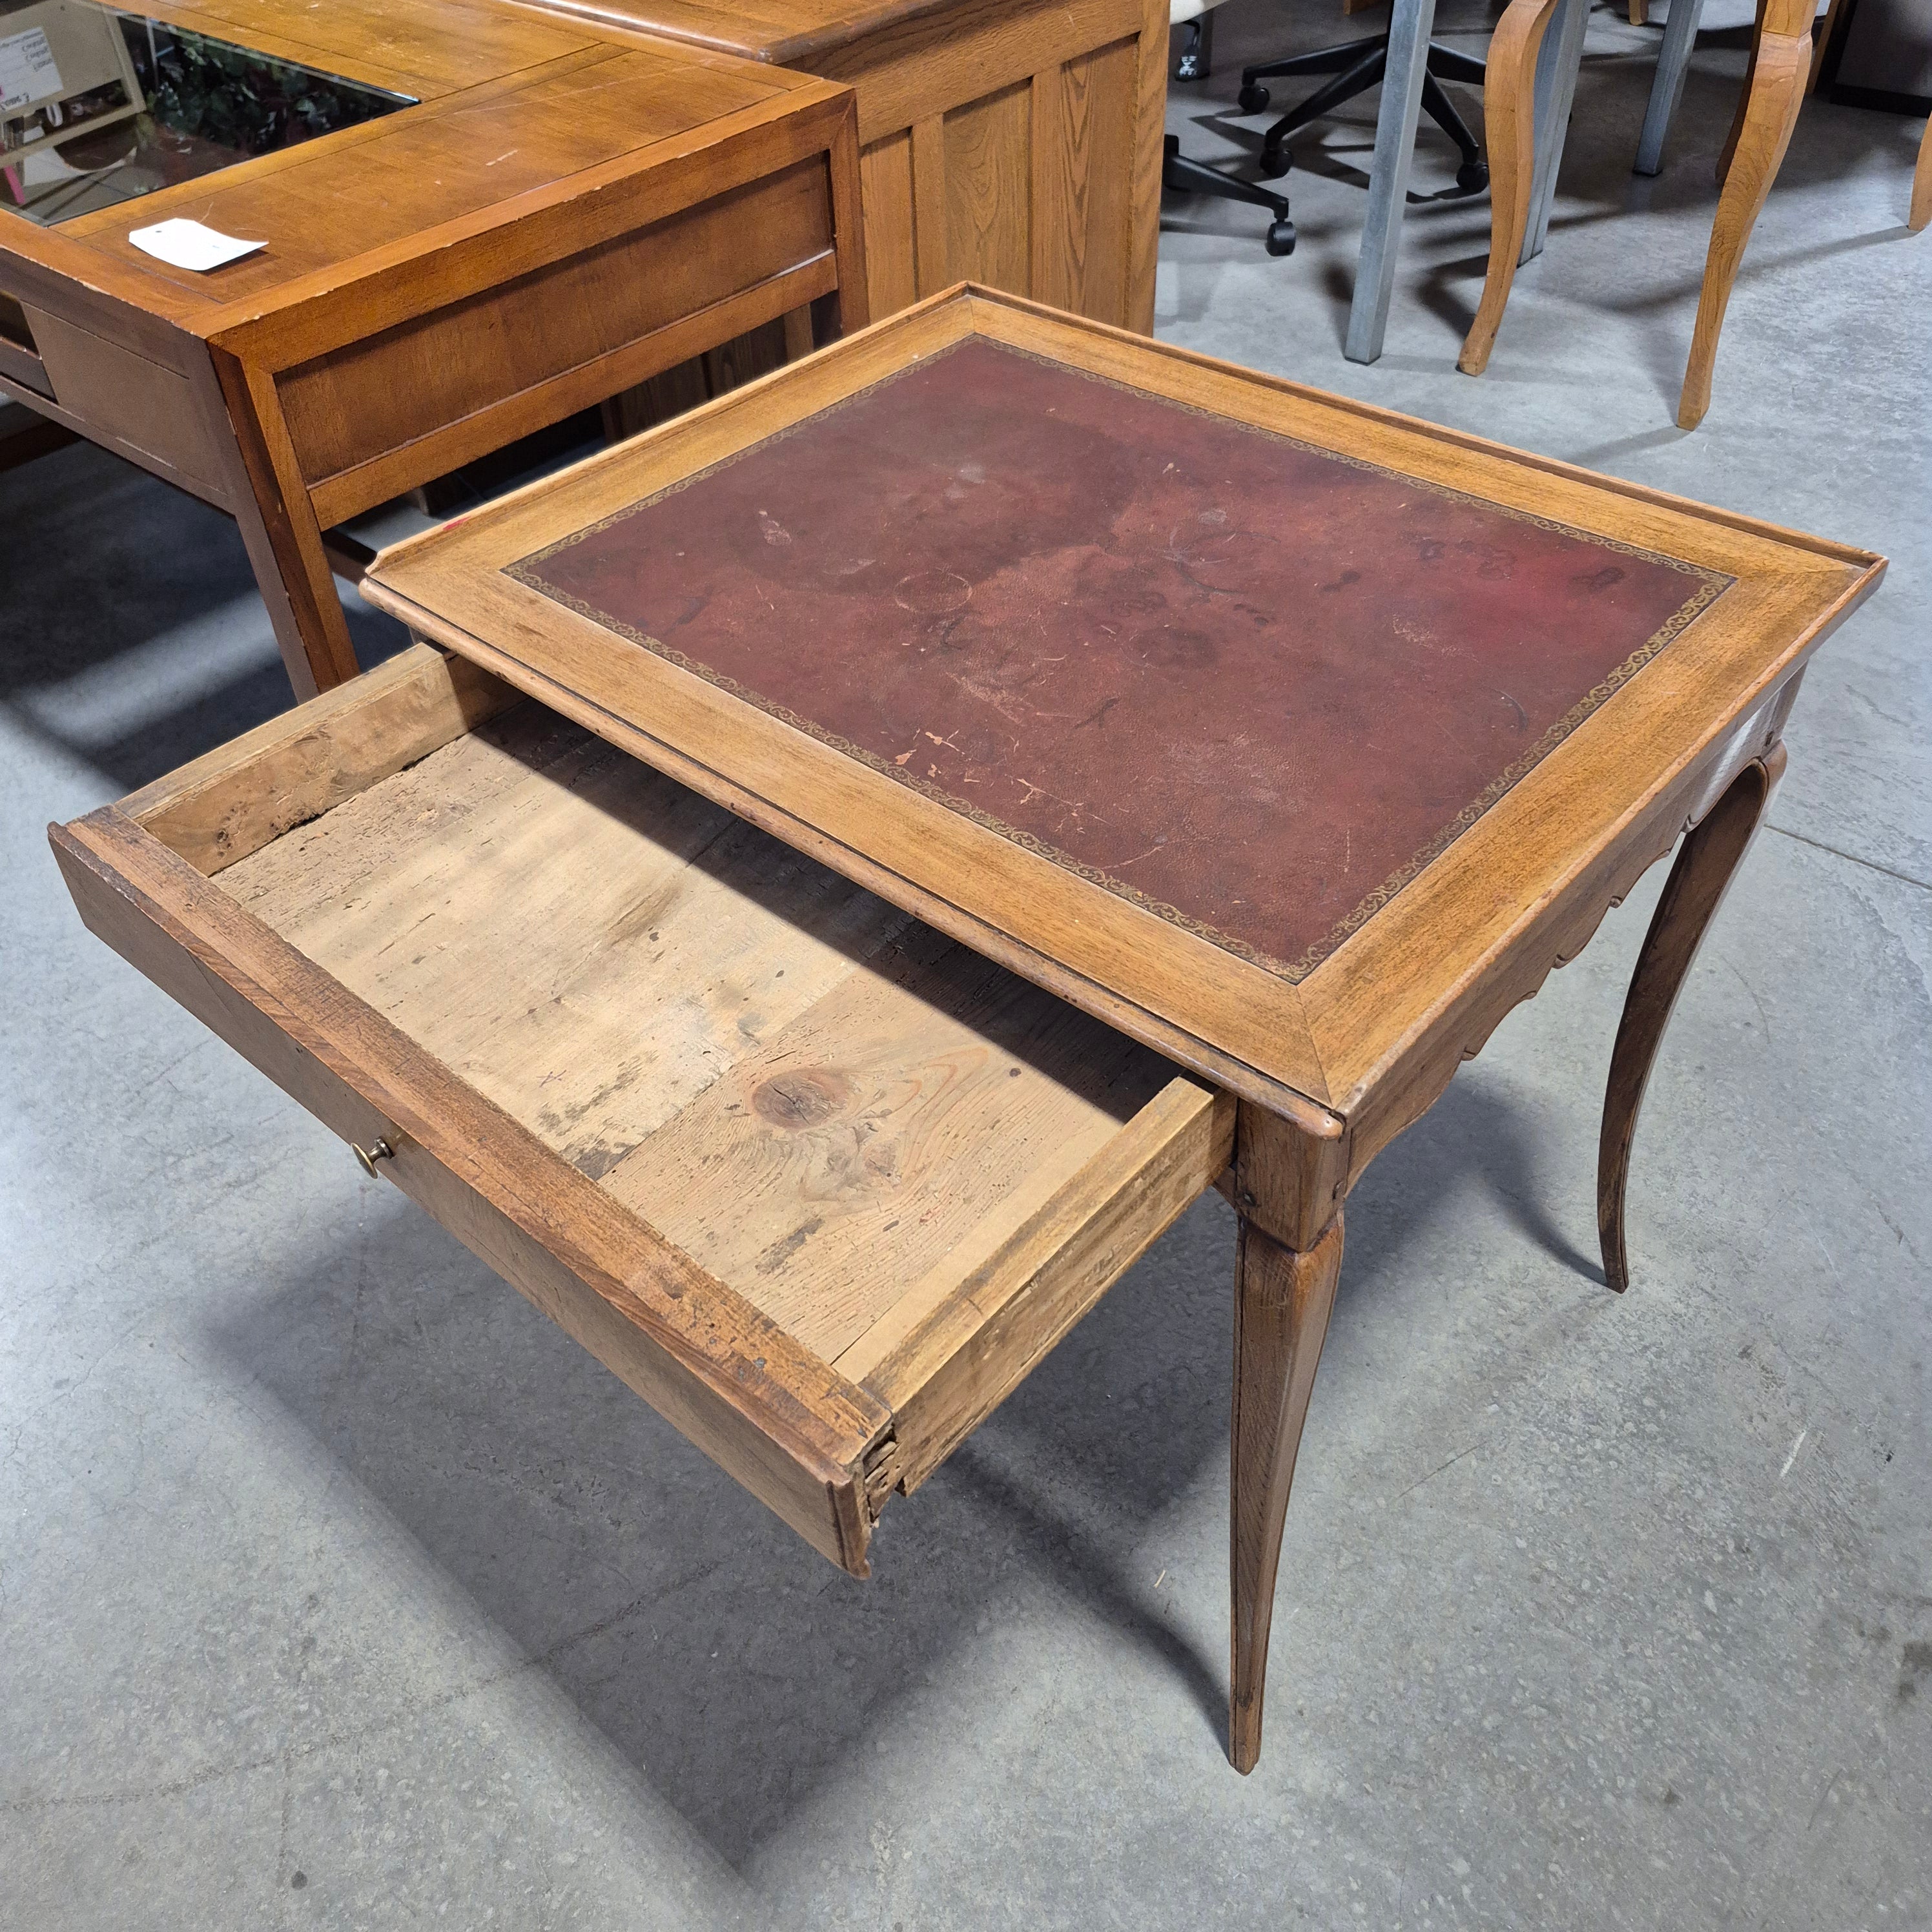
[1457,0,1564,375]
[1229,1214,1344,1774]
[1598,746,1783,1294]
[1680,0,1811,427]
[1716,0,1768,185]
[1909,114,1931,232]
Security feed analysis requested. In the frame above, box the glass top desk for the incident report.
[54,289,1884,1773]
[1,1,411,227]
[0,0,869,695]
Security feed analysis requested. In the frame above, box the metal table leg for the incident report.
[1522,0,1589,261]
[1343,0,1437,364]
[1636,0,1707,175]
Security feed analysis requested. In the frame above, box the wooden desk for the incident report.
[517,0,1168,331]
[0,0,865,696]
[53,288,1882,1772]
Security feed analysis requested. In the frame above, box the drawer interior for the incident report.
[69,647,1230,1561]
[218,697,1182,1369]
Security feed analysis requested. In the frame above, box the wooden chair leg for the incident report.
[1229,1213,1344,1774]
[1910,114,1931,233]
[1457,0,1565,376]
[1598,746,1783,1293]
[1678,0,1811,427]
[1716,0,1769,186]
[1806,0,1847,90]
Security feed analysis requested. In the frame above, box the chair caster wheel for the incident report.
[1237,82,1270,114]
[1256,149,1290,181]
[1266,220,1297,257]
[1457,159,1490,194]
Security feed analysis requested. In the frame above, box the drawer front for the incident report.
[278,158,838,525]
[54,646,1230,1572]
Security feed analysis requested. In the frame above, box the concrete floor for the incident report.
[4,5,1928,1925]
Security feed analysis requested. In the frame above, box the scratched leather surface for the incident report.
[512,339,1729,981]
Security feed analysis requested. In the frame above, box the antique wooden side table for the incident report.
[52,288,1882,1771]
[0,0,866,697]
[514,0,1168,332]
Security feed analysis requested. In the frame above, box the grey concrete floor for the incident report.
[3,6,1929,1925]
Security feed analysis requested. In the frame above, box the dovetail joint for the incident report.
[861,1431,902,1524]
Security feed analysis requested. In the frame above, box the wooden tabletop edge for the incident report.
[956,288,1891,572]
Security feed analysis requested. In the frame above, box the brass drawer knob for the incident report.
[352,1136,395,1178]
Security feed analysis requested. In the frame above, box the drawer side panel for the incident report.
[23,308,229,496]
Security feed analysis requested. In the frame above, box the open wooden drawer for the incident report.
[50,645,1231,1575]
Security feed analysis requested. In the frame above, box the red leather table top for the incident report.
[511,338,1729,982]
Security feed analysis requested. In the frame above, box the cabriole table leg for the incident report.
[1229,1212,1345,1773]
[1598,745,1785,1292]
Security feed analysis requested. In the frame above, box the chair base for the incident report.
[1162,134,1298,256]
[1175,10,1214,83]
[1238,34,1488,194]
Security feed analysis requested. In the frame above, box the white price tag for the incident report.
[127,218,266,271]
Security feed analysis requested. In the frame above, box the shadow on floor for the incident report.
[205,1054,1607,1867]
[0,440,408,794]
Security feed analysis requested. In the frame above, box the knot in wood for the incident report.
[752,1068,854,1129]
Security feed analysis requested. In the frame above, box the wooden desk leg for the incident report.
[1678,0,1811,428]
[1910,114,1932,232]
[825,102,873,337]
[207,348,362,700]
[1229,1213,1344,1773]
[1598,746,1783,1293]
[1457,0,1565,376]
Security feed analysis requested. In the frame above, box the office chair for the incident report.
[1166,0,1297,255]
[1237,29,1490,192]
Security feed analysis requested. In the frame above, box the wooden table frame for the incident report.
[345,286,1881,1769]
[0,0,868,697]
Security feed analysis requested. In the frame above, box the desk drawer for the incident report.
[278,158,840,529]
[51,646,1229,1573]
